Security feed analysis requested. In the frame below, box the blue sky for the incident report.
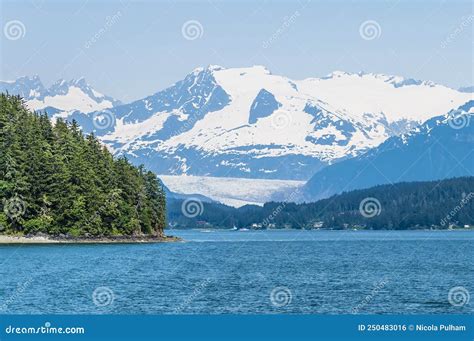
[1,0,472,102]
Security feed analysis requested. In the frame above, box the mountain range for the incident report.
[0,75,120,115]
[299,101,474,201]
[1,67,472,206]
[3,66,470,181]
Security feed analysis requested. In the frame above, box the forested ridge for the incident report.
[0,93,166,237]
[168,177,474,230]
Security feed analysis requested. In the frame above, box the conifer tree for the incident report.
[0,93,166,237]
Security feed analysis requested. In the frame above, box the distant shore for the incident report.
[0,234,182,244]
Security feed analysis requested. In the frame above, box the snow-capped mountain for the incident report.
[298,101,474,202]
[3,67,470,180]
[83,65,469,180]
[0,75,120,115]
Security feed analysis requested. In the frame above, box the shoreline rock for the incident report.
[0,234,182,244]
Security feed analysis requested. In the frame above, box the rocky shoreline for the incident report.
[0,234,182,244]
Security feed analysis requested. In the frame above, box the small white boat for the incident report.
[239,228,249,231]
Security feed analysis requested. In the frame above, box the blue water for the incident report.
[0,230,472,314]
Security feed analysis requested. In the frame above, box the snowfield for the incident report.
[97,65,471,179]
[107,66,470,160]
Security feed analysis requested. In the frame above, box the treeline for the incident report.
[168,177,474,230]
[0,93,166,236]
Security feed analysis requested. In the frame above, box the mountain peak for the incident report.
[51,78,66,86]
[18,74,41,81]
[10,75,43,86]
[192,64,225,75]
[319,70,442,89]
[191,65,272,76]
[247,65,272,75]
[72,77,87,86]
[207,64,224,71]
[0,75,120,113]
[0,75,46,98]
[50,77,89,88]
[323,70,352,78]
